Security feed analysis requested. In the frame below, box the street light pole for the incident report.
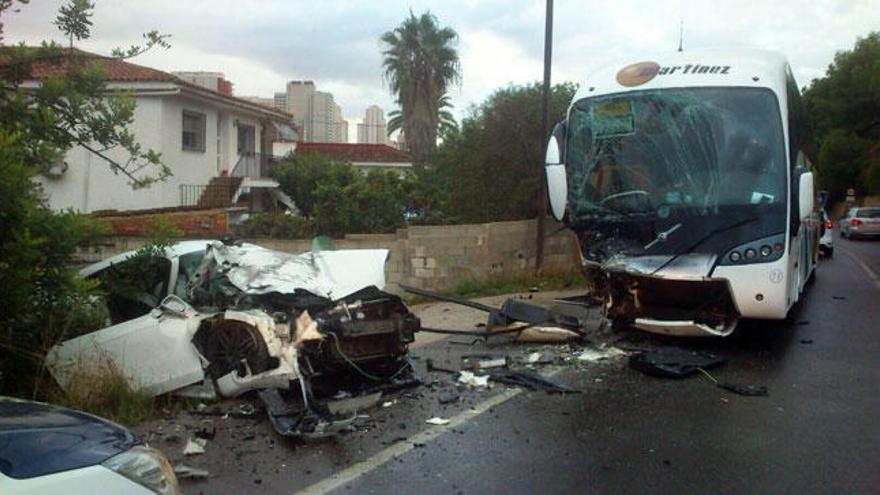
[536,0,553,274]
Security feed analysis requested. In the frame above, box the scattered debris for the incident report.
[515,326,581,343]
[796,320,810,326]
[174,464,209,480]
[438,390,461,404]
[799,339,814,345]
[486,369,579,394]
[194,427,216,441]
[326,391,383,415]
[183,437,207,456]
[697,367,769,397]
[527,352,543,364]
[426,358,457,374]
[382,400,396,408]
[426,417,451,426]
[458,371,490,388]
[462,354,507,370]
[832,295,846,300]
[717,382,769,397]
[628,348,727,379]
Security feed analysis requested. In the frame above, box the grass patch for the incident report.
[43,354,202,427]
[404,270,587,304]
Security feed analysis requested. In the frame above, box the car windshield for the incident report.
[857,207,880,218]
[564,87,788,260]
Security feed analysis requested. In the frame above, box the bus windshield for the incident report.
[565,87,787,261]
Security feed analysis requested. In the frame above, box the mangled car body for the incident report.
[543,49,819,336]
[48,240,419,436]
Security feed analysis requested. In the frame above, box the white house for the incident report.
[28,49,295,213]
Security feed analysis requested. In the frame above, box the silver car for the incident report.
[840,207,880,239]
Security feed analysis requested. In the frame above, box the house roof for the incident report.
[296,143,412,164]
[7,47,292,121]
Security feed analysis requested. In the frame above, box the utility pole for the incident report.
[535,0,553,274]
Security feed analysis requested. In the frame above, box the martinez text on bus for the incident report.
[544,49,820,337]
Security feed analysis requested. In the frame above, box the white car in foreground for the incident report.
[0,397,178,495]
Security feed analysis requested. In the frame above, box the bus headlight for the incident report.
[102,445,180,494]
[719,233,785,266]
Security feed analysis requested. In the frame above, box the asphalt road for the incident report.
[155,240,879,495]
[324,240,880,495]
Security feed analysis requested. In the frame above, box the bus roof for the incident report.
[572,48,792,103]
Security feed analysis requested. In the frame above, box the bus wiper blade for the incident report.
[644,223,682,250]
[650,215,759,275]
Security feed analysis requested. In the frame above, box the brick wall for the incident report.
[96,208,229,237]
[81,218,582,294]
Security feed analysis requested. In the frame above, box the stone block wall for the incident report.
[80,218,582,294]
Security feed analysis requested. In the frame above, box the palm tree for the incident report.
[381,11,460,163]
[387,94,457,144]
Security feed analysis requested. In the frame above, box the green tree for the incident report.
[0,0,169,396]
[431,81,578,223]
[804,31,880,200]
[381,11,460,163]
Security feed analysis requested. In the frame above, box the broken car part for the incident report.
[628,348,727,379]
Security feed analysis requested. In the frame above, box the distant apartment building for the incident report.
[172,71,233,96]
[357,105,388,145]
[273,92,287,111]
[283,80,347,143]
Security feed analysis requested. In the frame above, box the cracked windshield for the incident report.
[566,87,787,261]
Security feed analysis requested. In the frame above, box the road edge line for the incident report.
[840,247,879,288]
[296,386,524,495]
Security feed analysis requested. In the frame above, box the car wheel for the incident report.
[201,320,271,380]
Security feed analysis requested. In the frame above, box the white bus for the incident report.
[544,49,819,337]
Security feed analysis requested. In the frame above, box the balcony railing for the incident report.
[230,152,278,179]
[179,183,238,208]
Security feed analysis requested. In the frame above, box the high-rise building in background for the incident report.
[333,104,348,143]
[273,92,287,111]
[357,105,388,145]
[282,81,347,143]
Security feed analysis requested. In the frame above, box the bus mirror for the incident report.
[545,162,567,221]
[798,172,814,221]
[545,135,561,165]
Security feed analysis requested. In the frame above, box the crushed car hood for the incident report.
[193,242,389,299]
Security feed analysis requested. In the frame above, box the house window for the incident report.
[182,110,206,152]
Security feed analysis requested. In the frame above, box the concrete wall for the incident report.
[39,93,263,213]
[78,218,582,294]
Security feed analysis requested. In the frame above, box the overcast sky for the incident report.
[4,0,878,133]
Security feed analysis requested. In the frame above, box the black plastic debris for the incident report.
[195,426,216,441]
[438,390,461,404]
[486,369,579,394]
[717,382,768,397]
[799,339,814,345]
[628,348,727,379]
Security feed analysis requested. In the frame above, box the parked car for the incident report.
[840,206,880,239]
[0,397,179,495]
[46,240,420,438]
[819,209,833,257]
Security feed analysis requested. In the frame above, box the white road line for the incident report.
[840,247,880,288]
[296,387,523,495]
[295,369,563,495]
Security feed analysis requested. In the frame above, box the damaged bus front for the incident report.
[544,50,818,337]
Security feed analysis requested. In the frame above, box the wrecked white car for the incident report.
[47,240,420,436]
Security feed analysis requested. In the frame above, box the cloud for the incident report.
[3,0,877,125]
